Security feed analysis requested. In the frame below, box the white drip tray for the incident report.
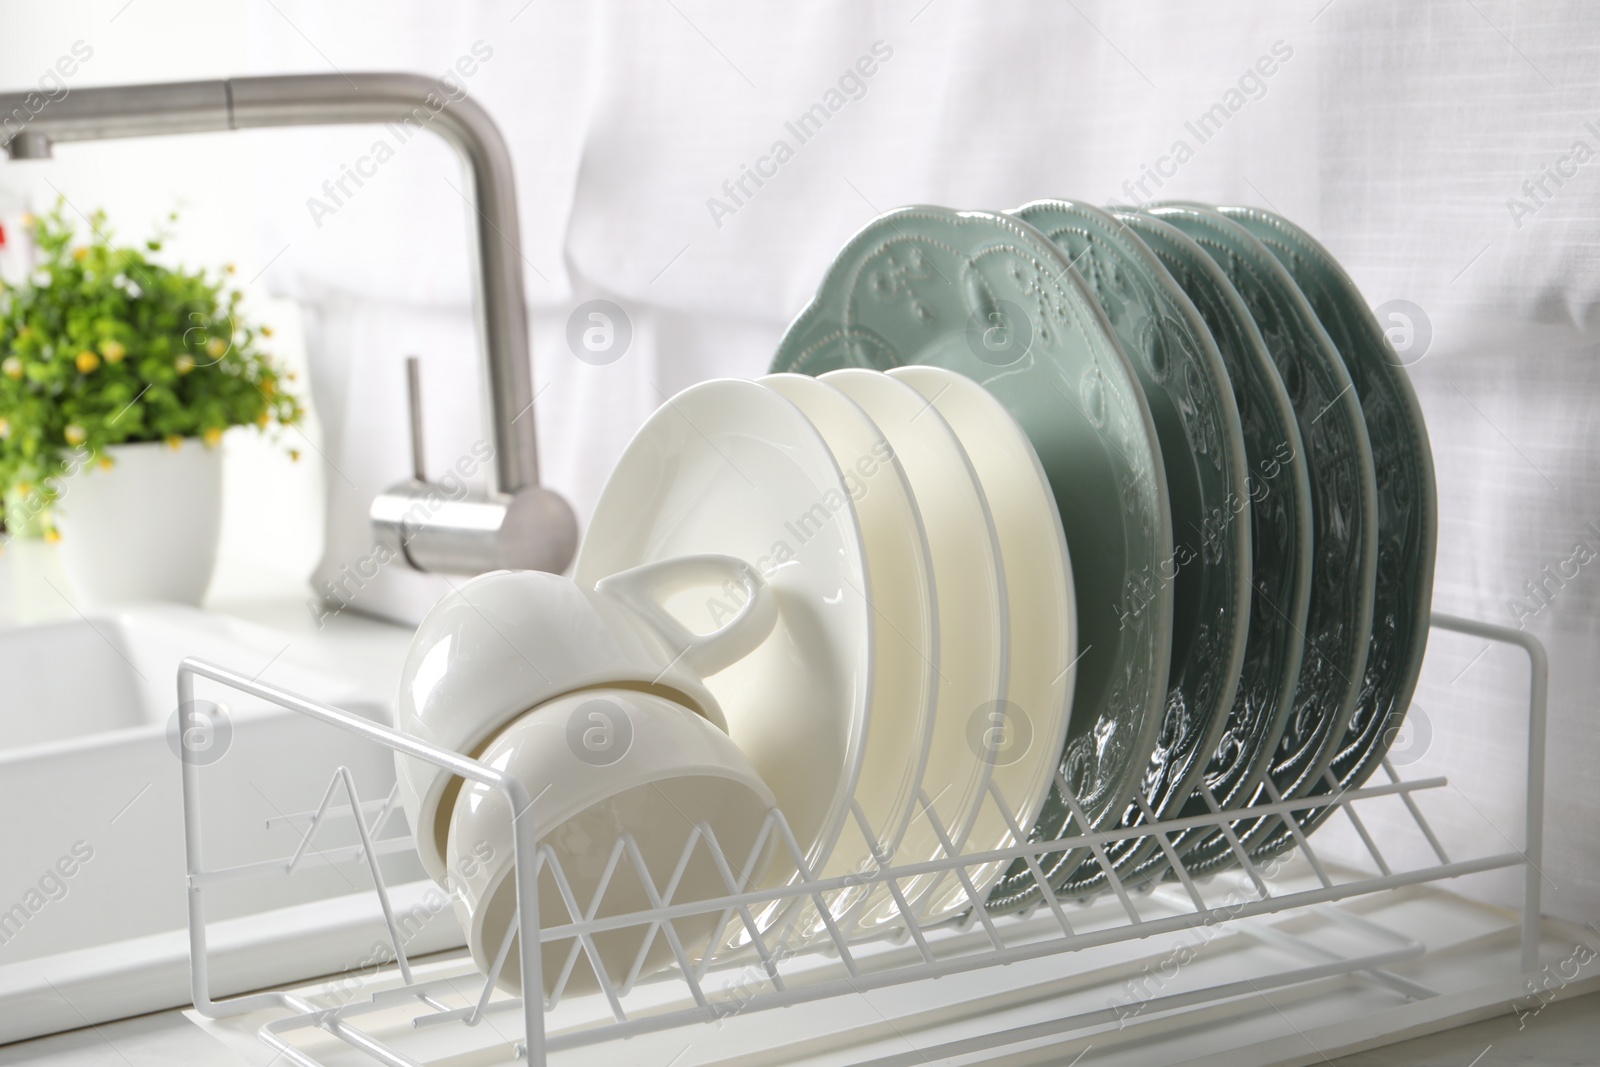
[179,871,1600,1067]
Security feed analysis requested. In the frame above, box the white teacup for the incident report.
[396,553,777,884]
[446,686,778,997]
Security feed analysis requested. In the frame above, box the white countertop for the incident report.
[1331,989,1600,1066]
[0,538,415,698]
[0,1010,247,1066]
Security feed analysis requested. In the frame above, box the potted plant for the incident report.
[0,200,304,605]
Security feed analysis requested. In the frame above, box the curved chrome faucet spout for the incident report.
[0,72,577,576]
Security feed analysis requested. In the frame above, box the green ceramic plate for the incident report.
[1146,204,1377,872]
[1113,210,1313,883]
[1008,201,1250,900]
[769,206,1172,915]
[1219,206,1437,854]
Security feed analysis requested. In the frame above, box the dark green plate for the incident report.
[1220,206,1436,855]
[1113,210,1313,883]
[769,206,1172,915]
[1008,201,1250,900]
[1146,204,1376,872]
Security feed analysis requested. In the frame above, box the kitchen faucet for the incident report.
[0,72,577,576]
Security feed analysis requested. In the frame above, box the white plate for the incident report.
[760,374,938,941]
[819,368,1008,926]
[888,365,1077,915]
[573,379,873,930]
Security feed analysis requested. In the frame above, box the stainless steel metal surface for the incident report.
[405,356,427,484]
[5,130,52,159]
[369,477,576,574]
[0,73,576,576]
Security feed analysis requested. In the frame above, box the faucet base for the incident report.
[371,481,577,576]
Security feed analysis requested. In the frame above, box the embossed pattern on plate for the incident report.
[770,206,1172,915]
[1115,210,1313,884]
[1221,206,1437,855]
[1146,204,1377,872]
[1011,201,1250,898]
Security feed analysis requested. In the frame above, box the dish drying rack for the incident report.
[176,612,1550,1066]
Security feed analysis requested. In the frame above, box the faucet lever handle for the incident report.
[406,355,426,483]
[373,349,577,575]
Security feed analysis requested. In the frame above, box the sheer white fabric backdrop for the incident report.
[245,1,1600,923]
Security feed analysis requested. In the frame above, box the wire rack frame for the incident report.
[177,612,1548,1067]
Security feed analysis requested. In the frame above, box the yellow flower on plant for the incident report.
[225,263,236,274]
[15,481,32,497]
[203,426,223,447]
[256,411,270,428]
[100,339,126,363]
[72,247,89,262]
[260,325,274,338]
[64,424,87,446]
[76,350,101,373]
[206,337,228,358]
[98,455,115,471]
[261,378,275,397]
[166,434,183,450]
[175,354,195,374]
[44,528,61,544]
[2,357,22,380]
[289,449,302,462]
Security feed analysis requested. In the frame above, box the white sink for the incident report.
[0,605,463,1043]
[2,616,154,748]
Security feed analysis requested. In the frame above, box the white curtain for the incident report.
[246,0,1600,924]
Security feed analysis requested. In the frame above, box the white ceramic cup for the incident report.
[446,686,778,997]
[396,554,777,884]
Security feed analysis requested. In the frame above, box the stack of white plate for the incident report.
[573,365,1078,947]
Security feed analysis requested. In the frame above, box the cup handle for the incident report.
[594,553,778,677]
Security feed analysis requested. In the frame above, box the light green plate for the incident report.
[770,206,1172,915]
[1146,204,1377,872]
[1009,201,1250,900]
[1114,210,1313,884]
[1220,206,1437,854]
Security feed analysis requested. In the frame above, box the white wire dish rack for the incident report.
[176,612,1549,1067]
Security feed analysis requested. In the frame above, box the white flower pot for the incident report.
[54,438,223,606]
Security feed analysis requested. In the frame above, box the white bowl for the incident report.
[447,687,778,998]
